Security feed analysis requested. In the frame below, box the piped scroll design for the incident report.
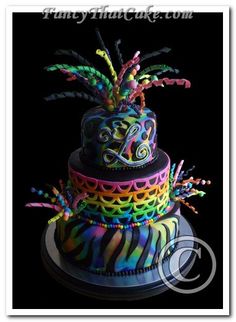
[100,123,151,167]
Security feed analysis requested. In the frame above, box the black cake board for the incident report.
[41,213,197,301]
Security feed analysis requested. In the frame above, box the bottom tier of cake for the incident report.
[55,206,180,275]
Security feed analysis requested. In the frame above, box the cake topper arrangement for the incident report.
[45,28,190,113]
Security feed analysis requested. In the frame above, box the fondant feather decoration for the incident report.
[45,28,191,113]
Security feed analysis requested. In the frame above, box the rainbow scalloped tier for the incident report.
[55,210,179,275]
[81,105,157,169]
[68,148,170,225]
[54,147,179,274]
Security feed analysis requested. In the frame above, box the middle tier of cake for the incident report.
[68,148,172,225]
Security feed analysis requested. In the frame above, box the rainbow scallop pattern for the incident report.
[69,153,170,225]
[81,105,157,169]
[55,212,179,274]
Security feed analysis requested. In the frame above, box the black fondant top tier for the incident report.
[81,105,157,169]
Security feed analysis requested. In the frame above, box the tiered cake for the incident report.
[56,106,178,274]
[26,30,210,277]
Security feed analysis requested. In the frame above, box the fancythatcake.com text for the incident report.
[42,6,194,24]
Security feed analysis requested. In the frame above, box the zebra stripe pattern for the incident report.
[55,213,179,274]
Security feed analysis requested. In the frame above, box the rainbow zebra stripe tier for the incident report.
[55,210,179,274]
[68,148,171,225]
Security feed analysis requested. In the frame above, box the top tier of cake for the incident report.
[81,105,157,169]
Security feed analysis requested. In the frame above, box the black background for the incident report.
[13,12,223,309]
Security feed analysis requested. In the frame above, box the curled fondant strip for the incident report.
[25,202,61,212]
[115,54,140,87]
[48,212,64,225]
[114,39,123,66]
[54,49,92,66]
[96,49,117,82]
[129,78,191,102]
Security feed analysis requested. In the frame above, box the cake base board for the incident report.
[41,214,197,301]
